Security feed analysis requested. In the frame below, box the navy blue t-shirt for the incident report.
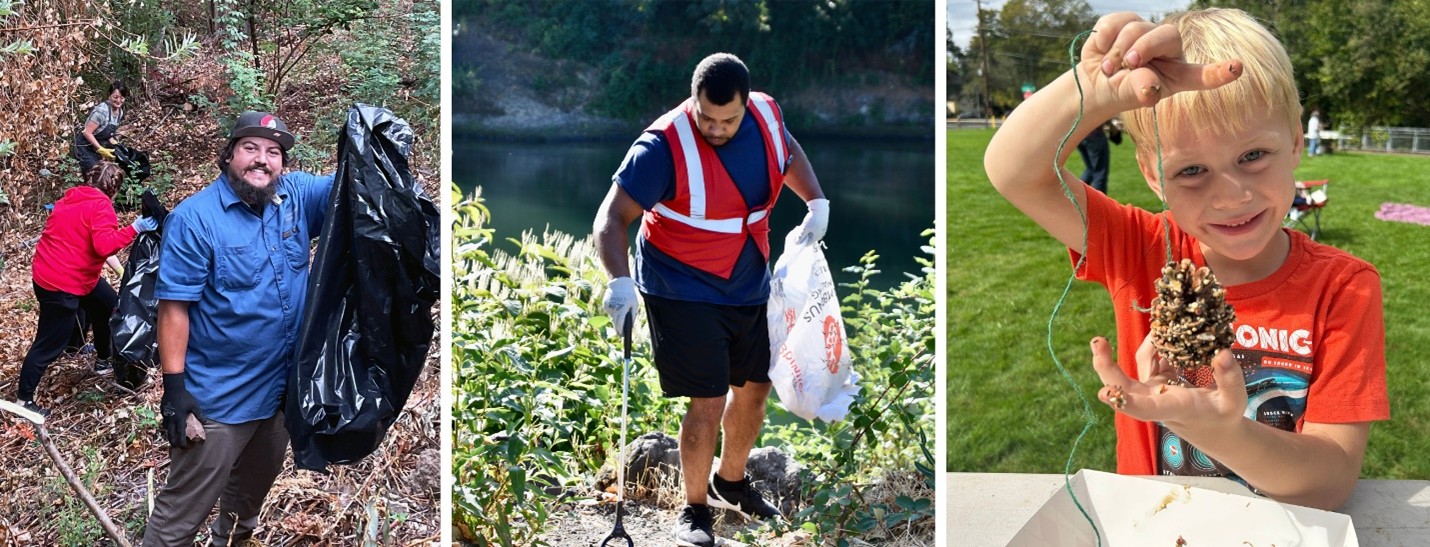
[614,111,791,306]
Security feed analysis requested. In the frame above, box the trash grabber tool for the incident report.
[601,311,635,547]
[0,403,133,546]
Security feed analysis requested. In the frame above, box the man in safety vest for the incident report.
[594,52,829,547]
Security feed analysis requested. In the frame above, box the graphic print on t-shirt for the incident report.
[1159,323,1313,480]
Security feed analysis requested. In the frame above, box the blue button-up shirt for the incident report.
[156,171,333,424]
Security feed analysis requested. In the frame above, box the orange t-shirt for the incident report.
[1073,189,1389,476]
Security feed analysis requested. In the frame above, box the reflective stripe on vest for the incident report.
[652,203,770,234]
[640,92,790,279]
[668,113,709,219]
[747,97,785,172]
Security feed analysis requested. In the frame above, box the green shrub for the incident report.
[451,186,680,544]
[757,235,937,543]
[450,186,934,544]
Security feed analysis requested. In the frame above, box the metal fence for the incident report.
[947,121,1430,155]
[947,118,1002,130]
[1332,127,1430,154]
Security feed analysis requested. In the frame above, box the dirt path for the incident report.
[538,497,809,546]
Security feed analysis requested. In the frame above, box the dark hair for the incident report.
[217,138,290,173]
[108,82,128,99]
[85,162,124,196]
[691,53,750,106]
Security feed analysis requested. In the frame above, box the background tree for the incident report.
[957,0,1096,116]
[1191,0,1430,131]
[0,0,104,210]
[947,31,965,116]
[456,0,934,122]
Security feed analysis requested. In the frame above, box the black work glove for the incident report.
[161,372,205,449]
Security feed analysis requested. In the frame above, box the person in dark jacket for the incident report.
[1077,119,1122,194]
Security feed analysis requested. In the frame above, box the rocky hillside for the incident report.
[453,18,935,140]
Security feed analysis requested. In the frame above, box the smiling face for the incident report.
[225,136,284,205]
[693,89,745,147]
[1139,106,1303,278]
[107,89,125,111]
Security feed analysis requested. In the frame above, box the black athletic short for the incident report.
[642,293,771,398]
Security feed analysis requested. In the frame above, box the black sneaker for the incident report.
[16,399,50,421]
[708,474,781,520]
[672,504,715,547]
[93,358,114,376]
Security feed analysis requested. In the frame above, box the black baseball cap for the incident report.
[228,111,295,151]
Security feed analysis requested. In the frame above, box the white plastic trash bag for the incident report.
[767,228,860,422]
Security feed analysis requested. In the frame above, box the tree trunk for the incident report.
[247,0,260,71]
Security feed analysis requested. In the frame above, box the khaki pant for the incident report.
[143,412,288,546]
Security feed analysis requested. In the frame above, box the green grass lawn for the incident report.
[947,128,1430,479]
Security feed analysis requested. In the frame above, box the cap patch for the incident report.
[261,115,277,129]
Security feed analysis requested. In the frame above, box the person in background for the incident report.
[1307,109,1322,156]
[74,82,129,172]
[17,162,157,416]
[1076,118,1122,193]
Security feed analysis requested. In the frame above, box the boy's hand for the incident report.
[1080,13,1245,111]
[1089,336,1246,433]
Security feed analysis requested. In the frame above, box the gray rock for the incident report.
[595,432,682,500]
[404,448,441,498]
[594,431,805,515]
[744,446,804,515]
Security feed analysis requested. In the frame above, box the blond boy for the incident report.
[985,9,1388,510]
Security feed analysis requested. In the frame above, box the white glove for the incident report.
[132,216,158,233]
[602,276,638,334]
[797,198,830,244]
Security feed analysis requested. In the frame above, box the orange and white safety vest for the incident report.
[640,91,791,279]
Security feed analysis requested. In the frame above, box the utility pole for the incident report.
[976,0,993,119]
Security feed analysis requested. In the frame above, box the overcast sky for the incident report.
[948,0,1193,49]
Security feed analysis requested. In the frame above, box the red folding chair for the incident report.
[1284,179,1329,239]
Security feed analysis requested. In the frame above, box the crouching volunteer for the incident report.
[144,112,334,546]
[593,53,830,547]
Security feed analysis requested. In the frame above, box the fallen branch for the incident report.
[0,20,98,33]
[34,425,132,547]
[106,379,138,397]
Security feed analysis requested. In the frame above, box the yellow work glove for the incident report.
[97,147,116,160]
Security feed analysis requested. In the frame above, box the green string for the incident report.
[1050,28,1103,547]
[1152,97,1173,264]
[1051,29,1178,546]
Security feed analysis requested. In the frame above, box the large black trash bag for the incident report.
[287,104,440,472]
[112,144,152,182]
[110,189,169,390]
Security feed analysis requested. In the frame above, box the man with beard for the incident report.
[593,53,829,547]
[144,112,333,546]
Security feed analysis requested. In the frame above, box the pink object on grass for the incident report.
[1375,203,1430,226]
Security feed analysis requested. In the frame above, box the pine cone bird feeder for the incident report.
[1149,259,1236,376]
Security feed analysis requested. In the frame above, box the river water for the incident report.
[454,135,934,290]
